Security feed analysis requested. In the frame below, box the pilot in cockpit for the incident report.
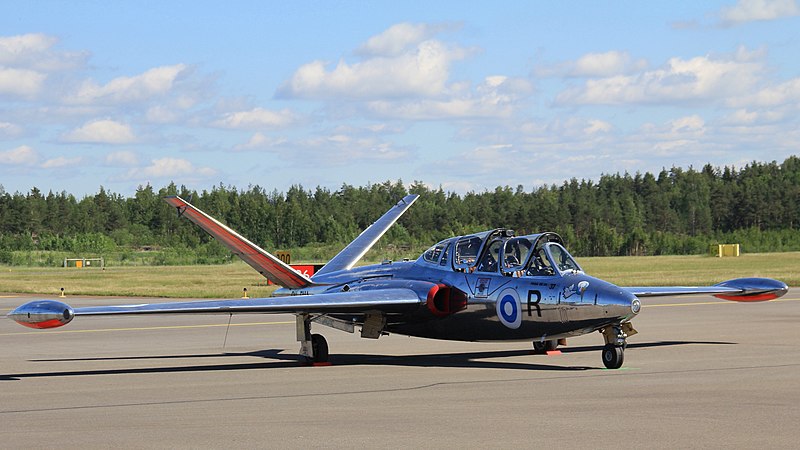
[527,248,554,276]
[476,241,500,273]
[504,243,521,267]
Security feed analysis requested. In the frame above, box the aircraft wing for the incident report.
[8,289,424,329]
[314,194,419,277]
[623,277,788,301]
[164,196,314,289]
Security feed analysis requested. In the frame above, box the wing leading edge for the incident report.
[164,196,313,289]
[8,288,424,329]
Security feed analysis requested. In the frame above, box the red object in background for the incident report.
[267,264,325,286]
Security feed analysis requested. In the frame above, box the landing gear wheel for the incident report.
[602,344,624,369]
[311,333,329,363]
[533,340,559,352]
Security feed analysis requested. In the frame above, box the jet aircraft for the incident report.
[9,195,788,369]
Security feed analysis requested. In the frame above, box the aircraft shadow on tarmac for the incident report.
[1,340,734,381]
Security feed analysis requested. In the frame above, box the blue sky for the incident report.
[1,0,799,196]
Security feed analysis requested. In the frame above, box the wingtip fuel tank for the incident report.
[7,300,74,329]
[713,277,789,302]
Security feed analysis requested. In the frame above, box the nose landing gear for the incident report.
[600,322,637,369]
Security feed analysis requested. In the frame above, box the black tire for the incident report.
[602,344,624,369]
[533,340,558,352]
[311,333,329,363]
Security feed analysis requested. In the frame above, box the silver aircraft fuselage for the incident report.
[277,231,640,343]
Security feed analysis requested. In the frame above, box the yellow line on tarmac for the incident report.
[0,320,294,336]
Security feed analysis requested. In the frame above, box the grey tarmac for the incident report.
[1,291,799,448]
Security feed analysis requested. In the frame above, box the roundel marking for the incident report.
[496,290,521,329]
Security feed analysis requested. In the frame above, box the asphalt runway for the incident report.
[1,291,799,448]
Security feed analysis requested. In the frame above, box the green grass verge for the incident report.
[0,262,278,299]
[579,252,799,287]
[0,252,796,299]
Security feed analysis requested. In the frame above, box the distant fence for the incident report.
[64,257,105,268]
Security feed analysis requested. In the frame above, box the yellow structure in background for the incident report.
[709,244,740,257]
[275,251,291,264]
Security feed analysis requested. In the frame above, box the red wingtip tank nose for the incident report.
[7,300,75,329]
[712,278,789,302]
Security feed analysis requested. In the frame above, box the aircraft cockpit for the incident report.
[419,229,582,278]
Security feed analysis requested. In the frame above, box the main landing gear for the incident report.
[600,322,637,369]
[297,313,329,364]
[532,339,559,353]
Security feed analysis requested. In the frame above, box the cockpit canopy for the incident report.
[419,229,582,277]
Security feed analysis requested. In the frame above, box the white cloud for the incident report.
[41,156,82,169]
[584,119,613,134]
[233,132,287,151]
[555,53,763,106]
[0,33,86,71]
[278,39,468,99]
[572,51,648,77]
[356,22,455,56]
[720,0,800,25]
[0,33,56,63]
[145,105,180,124]
[731,77,800,107]
[365,75,533,120]
[0,121,23,137]
[0,68,46,98]
[62,119,135,144]
[668,115,706,133]
[70,64,188,104]
[104,150,139,166]
[214,107,299,129]
[276,22,532,122]
[231,130,412,165]
[123,157,216,180]
[427,112,761,192]
[538,51,648,78]
[0,145,39,166]
[721,108,786,125]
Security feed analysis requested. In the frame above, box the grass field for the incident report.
[0,252,796,299]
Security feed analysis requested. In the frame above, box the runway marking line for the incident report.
[0,320,294,336]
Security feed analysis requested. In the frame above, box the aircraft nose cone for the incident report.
[598,285,640,321]
[616,289,640,319]
[630,296,641,315]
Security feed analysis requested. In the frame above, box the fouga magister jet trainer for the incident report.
[9,194,788,369]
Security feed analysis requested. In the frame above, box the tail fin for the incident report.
[314,194,419,277]
[164,196,314,289]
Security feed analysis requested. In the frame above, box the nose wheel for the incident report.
[602,344,624,369]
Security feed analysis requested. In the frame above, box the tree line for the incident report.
[1,156,798,264]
